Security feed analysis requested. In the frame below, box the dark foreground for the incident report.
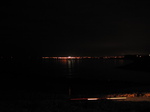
[0,58,150,111]
[1,93,150,112]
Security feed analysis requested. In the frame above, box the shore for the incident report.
[0,91,150,112]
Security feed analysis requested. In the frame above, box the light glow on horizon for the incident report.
[42,56,125,59]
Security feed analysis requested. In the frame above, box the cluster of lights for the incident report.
[42,54,150,59]
[136,55,142,58]
[42,56,92,59]
[103,56,124,59]
[42,56,125,59]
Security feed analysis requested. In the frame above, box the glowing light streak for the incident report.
[87,98,99,100]
[42,56,124,59]
[106,97,127,100]
[70,98,101,100]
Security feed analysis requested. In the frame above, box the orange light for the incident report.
[107,97,127,100]
[87,98,99,100]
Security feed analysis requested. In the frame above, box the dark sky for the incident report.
[1,1,150,56]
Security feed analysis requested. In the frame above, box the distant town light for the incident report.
[42,56,124,59]
[149,54,150,56]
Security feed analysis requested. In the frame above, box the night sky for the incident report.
[1,1,150,56]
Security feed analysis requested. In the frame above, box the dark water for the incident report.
[1,58,150,98]
[1,58,150,111]
[41,59,150,82]
[40,59,150,97]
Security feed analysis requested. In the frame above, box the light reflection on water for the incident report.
[51,59,150,82]
[59,59,76,76]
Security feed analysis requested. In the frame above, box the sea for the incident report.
[0,58,150,99]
